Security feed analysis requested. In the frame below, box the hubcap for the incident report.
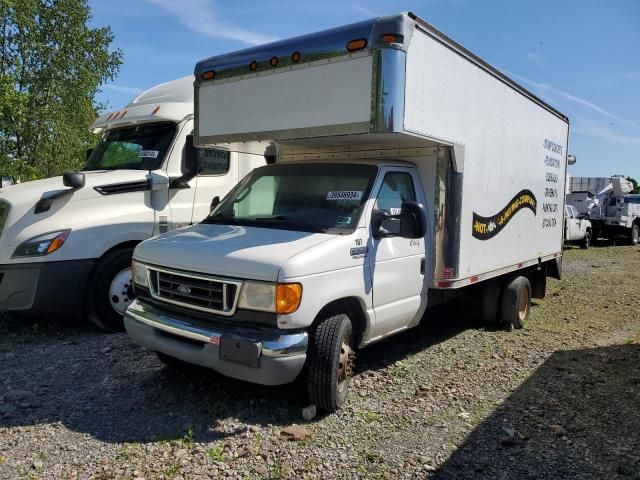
[518,286,529,322]
[109,268,133,315]
[337,336,354,394]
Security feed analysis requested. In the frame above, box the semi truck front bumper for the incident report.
[0,260,94,319]
[124,299,308,386]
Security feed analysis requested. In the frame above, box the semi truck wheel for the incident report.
[501,276,531,330]
[580,230,591,249]
[86,247,135,332]
[630,224,639,246]
[307,313,354,413]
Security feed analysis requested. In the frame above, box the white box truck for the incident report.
[0,76,265,331]
[124,13,570,411]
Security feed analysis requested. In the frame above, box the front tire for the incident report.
[580,230,591,249]
[307,313,354,413]
[86,247,135,332]
[501,276,531,330]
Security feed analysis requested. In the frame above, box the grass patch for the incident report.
[163,463,181,478]
[206,445,226,462]
[356,410,380,423]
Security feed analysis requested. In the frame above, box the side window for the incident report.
[198,148,230,176]
[233,175,276,217]
[564,206,572,219]
[571,206,580,218]
[375,172,416,234]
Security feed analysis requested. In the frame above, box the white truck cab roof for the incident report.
[91,76,194,133]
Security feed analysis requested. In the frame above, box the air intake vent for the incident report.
[94,180,149,195]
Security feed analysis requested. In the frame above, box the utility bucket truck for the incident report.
[0,76,265,331]
[124,13,571,411]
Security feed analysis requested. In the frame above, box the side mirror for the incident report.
[86,148,94,160]
[1,176,16,188]
[210,196,220,213]
[170,134,198,189]
[62,172,85,189]
[372,201,428,239]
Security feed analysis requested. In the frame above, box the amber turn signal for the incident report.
[346,38,368,52]
[381,34,401,44]
[202,70,216,80]
[275,283,302,315]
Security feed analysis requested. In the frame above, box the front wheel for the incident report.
[306,313,354,413]
[580,230,591,249]
[86,247,135,332]
[630,224,639,246]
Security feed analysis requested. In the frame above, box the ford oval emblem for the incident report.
[177,285,191,295]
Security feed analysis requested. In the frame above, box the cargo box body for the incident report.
[194,12,569,289]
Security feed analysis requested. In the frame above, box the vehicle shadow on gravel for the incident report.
[432,343,640,479]
[0,303,478,444]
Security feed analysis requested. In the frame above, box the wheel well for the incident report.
[312,297,368,346]
[98,240,141,260]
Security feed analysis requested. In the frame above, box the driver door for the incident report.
[369,168,427,339]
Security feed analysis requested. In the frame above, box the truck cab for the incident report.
[564,204,592,249]
[0,76,265,330]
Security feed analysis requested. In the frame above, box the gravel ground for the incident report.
[1,245,639,480]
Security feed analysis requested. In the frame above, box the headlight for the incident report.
[13,230,70,258]
[238,281,276,312]
[238,281,302,314]
[131,260,149,288]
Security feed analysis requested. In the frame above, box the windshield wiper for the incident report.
[253,216,327,233]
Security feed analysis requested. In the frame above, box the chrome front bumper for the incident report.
[124,299,308,385]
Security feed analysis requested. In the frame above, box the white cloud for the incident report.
[352,4,380,18]
[101,84,145,95]
[505,70,640,130]
[146,0,278,46]
[572,123,640,145]
[525,52,544,68]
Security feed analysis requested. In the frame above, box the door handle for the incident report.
[420,258,425,275]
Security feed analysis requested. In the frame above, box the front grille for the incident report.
[148,267,241,316]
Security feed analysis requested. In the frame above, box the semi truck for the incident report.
[124,13,571,412]
[0,76,265,331]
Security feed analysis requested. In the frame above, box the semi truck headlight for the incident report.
[13,230,70,258]
[238,281,302,314]
[131,260,149,288]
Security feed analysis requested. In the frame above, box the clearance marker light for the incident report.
[270,56,278,67]
[291,51,301,63]
[151,106,160,115]
[381,34,401,44]
[202,70,215,80]
[346,38,368,52]
[119,110,128,119]
[249,60,258,71]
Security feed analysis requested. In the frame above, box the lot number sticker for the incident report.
[139,150,159,158]
[326,191,363,201]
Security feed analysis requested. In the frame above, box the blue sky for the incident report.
[89,0,640,180]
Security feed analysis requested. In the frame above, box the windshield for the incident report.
[84,122,176,171]
[203,163,378,233]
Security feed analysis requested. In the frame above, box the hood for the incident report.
[134,223,336,282]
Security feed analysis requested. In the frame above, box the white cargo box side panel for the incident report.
[405,29,569,279]
[198,55,373,139]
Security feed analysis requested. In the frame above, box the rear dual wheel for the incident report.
[482,276,532,331]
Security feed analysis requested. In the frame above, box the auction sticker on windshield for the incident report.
[326,191,363,201]
[139,150,159,158]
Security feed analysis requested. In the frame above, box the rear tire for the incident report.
[307,313,354,413]
[481,281,502,327]
[630,224,639,246]
[86,247,135,332]
[501,276,531,330]
[580,230,591,249]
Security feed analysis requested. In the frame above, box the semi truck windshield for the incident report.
[204,163,377,233]
[84,122,176,171]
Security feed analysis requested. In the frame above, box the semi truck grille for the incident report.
[148,267,241,316]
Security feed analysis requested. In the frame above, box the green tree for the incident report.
[0,0,122,180]
[626,176,639,194]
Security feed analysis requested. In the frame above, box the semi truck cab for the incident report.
[0,76,265,330]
